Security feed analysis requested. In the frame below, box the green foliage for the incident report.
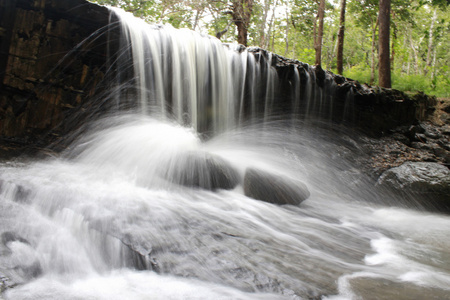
[343,65,375,85]
[392,73,429,93]
[391,72,450,97]
[297,48,316,65]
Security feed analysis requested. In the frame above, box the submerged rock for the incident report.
[243,168,310,205]
[163,152,240,190]
[377,162,450,212]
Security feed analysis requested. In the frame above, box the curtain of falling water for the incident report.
[110,8,283,134]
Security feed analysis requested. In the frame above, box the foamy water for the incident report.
[1,116,449,299]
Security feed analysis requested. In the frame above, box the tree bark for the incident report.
[370,16,379,86]
[410,36,419,74]
[378,0,391,88]
[391,21,396,71]
[424,8,437,75]
[259,0,271,48]
[232,0,254,47]
[314,0,325,66]
[284,4,289,56]
[265,0,277,49]
[336,0,346,75]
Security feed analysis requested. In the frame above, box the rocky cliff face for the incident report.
[0,0,437,149]
[0,0,109,146]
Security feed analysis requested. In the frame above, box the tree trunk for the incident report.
[284,4,289,56]
[259,0,271,48]
[391,26,396,71]
[424,8,437,75]
[336,0,346,75]
[314,0,325,66]
[370,17,379,85]
[431,47,437,80]
[410,37,419,74]
[327,34,338,69]
[265,0,277,49]
[378,0,391,88]
[232,0,254,47]
[193,9,201,30]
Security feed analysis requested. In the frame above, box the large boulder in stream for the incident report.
[243,168,310,205]
[377,162,450,212]
[163,152,240,191]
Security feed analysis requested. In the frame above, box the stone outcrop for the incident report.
[162,151,241,191]
[243,167,310,205]
[0,0,110,146]
[377,161,450,212]
[359,121,450,178]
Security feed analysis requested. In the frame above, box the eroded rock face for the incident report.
[377,162,450,212]
[243,167,310,205]
[162,151,241,191]
[0,0,110,143]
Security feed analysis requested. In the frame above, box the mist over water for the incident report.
[1,7,450,300]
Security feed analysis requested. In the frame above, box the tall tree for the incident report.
[370,16,379,85]
[378,0,391,88]
[314,0,326,65]
[231,0,255,46]
[424,7,438,75]
[336,0,346,74]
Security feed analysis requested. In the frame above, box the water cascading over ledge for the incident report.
[0,0,436,148]
[104,7,424,136]
[106,7,281,134]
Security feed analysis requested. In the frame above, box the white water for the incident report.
[1,116,450,299]
[1,7,450,300]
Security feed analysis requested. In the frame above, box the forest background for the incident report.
[90,0,450,98]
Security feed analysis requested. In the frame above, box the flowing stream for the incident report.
[1,7,450,300]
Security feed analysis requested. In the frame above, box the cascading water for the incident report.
[107,7,279,134]
[1,7,450,300]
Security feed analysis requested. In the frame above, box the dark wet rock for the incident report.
[415,133,428,143]
[409,124,426,135]
[163,152,240,191]
[422,124,442,139]
[359,116,450,179]
[377,162,450,212]
[391,133,410,146]
[243,168,310,205]
[411,142,434,151]
[438,140,450,151]
[440,113,450,124]
[434,148,450,164]
[443,102,450,114]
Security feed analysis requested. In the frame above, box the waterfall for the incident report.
[108,8,282,134]
[0,6,449,300]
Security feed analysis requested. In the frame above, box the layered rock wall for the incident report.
[0,0,109,145]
